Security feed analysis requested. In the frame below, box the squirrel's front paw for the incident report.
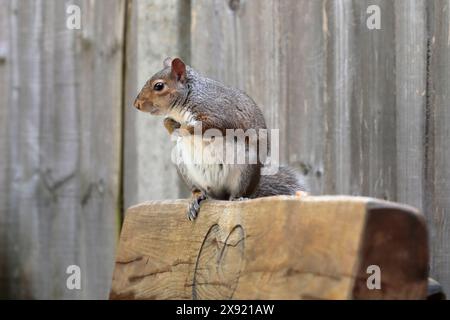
[187,192,206,221]
[163,117,181,135]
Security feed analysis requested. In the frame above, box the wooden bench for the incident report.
[109,196,428,299]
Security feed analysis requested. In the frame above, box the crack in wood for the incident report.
[116,256,143,265]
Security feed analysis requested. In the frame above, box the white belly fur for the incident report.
[176,134,243,198]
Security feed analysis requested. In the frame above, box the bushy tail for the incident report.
[252,166,307,198]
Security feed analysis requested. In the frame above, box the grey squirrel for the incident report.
[134,57,306,220]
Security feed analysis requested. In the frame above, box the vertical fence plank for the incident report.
[123,0,190,210]
[355,0,397,200]
[280,1,327,193]
[76,0,124,299]
[427,0,450,295]
[323,0,397,198]
[323,0,356,195]
[0,0,124,299]
[0,0,11,299]
[394,0,427,212]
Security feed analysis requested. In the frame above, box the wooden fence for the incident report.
[0,0,449,299]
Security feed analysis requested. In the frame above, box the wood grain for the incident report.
[394,0,427,211]
[426,0,450,298]
[110,196,428,300]
[0,0,124,299]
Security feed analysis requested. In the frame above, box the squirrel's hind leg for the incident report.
[187,190,207,221]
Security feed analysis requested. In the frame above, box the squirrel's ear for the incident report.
[171,58,186,82]
[163,57,173,68]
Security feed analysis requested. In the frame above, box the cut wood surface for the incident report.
[110,196,428,300]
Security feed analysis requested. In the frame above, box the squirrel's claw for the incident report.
[187,202,199,221]
[187,192,206,221]
[230,196,249,201]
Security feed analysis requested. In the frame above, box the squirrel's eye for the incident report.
[153,82,165,91]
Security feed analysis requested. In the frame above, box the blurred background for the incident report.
[0,0,449,299]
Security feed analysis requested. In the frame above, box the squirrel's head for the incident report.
[133,57,188,115]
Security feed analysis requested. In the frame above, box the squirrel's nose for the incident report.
[134,97,142,110]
